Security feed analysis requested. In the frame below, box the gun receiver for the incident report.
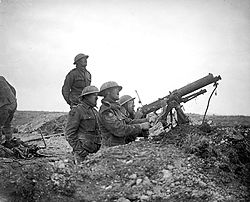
[140,73,221,117]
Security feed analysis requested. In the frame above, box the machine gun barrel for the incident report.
[140,73,221,115]
[175,73,221,97]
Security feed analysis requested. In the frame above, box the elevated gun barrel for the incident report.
[140,73,221,115]
[175,73,221,97]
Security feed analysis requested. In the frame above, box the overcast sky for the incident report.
[1,0,250,115]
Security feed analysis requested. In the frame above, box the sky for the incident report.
[1,0,250,116]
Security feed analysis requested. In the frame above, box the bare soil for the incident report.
[0,111,249,202]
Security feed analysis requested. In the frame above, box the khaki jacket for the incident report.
[62,68,91,106]
[98,98,142,147]
[65,101,101,153]
[0,76,17,109]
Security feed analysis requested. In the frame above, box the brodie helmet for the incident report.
[79,85,99,97]
[118,95,135,106]
[73,53,89,64]
[99,81,122,96]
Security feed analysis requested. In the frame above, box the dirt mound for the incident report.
[38,114,68,135]
[0,138,249,201]
[0,112,250,201]
[13,111,67,134]
[155,124,250,187]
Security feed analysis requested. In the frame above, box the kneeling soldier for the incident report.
[65,85,101,163]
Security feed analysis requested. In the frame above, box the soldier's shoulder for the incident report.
[68,107,77,117]
[99,101,111,113]
[67,68,77,75]
[0,76,6,82]
[101,109,115,121]
[77,103,90,111]
[68,105,82,116]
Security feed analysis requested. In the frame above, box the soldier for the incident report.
[0,76,17,144]
[98,81,150,147]
[118,95,149,143]
[62,53,91,108]
[65,85,101,163]
[118,95,147,122]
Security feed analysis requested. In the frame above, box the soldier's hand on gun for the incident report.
[139,122,150,130]
[134,107,144,119]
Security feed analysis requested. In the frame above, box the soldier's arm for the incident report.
[6,81,16,97]
[62,72,74,105]
[101,110,142,137]
[65,108,81,147]
[86,70,92,86]
[129,118,148,124]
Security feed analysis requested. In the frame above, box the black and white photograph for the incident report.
[1,0,250,201]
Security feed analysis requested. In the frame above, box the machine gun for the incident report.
[139,73,221,127]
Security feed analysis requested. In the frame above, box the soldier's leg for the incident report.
[0,108,9,143]
[73,140,89,164]
[2,106,16,141]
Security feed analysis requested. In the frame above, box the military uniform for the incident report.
[120,106,147,124]
[98,98,143,147]
[65,100,101,160]
[120,106,149,144]
[0,76,17,142]
[62,68,91,107]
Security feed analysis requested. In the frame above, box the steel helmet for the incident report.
[118,95,135,106]
[99,81,122,96]
[79,85,99,97]
[73,53,89,64]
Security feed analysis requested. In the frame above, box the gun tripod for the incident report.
[156,100,189,129]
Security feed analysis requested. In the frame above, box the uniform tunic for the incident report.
[98,98,142,147]
[120,106,149,144]
[120,106,147,124]
[65,101,101,155]
[0,76,17,139]
[62,68,91,106]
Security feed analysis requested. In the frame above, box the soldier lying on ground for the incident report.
[98,81,150,147]
[65,85,101,163]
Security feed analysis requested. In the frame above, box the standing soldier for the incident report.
[98,81,150,147]
[0,76,17,144]
[65,85,101,163]
[62,53,91,108]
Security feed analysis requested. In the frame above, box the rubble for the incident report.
[0,111,249,201]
